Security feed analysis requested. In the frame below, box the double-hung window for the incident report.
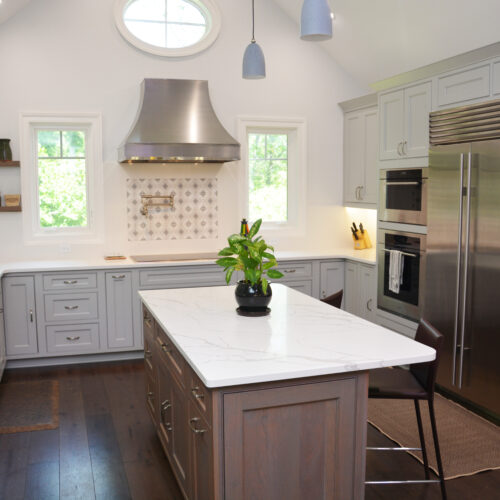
[20,113,103,244]
[239,117,307,236]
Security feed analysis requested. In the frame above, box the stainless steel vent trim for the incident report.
[430,98,500,145]
[118,79,241,163]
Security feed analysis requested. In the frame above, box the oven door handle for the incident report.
[385,181,421,186]
[383,248,418,258]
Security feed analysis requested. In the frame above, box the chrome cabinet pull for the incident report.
[191,387,204,400]
[147,391,154,400]
[283,269,296,274]
[189,417,207,434]
[397,142,402,156]
[358,186,364,200]
[145,349,152,359]
[66,336,80,341]
[144,318,153,329]
[64,305,79,310]
[403,140,408,155]
[367,299,373,312]
[161,400,173,431]
[63,280,78,285]
[386,181,420,186]
[29,309,34,322]
[161,343,172,354]
[112,274,126,279]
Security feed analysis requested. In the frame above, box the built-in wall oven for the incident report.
[379,167,428,225]
[377,229,426,321]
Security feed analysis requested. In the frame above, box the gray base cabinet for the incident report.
[344,262,377,322]
[3,276,38,356]
[1,259,376,362]
[105,272,134,348]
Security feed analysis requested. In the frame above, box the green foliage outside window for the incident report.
[37,130,88,228]
[248,133,288,222]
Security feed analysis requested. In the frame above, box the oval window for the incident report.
[114,0,221,57]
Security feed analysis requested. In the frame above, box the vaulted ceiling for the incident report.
[272,0,500,86]
[0,0,31,24]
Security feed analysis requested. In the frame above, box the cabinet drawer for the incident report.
[437,65,490,107]
[277,261,313,280]
[46,323,99,353]
[156,328,186,387]
[44,293,98,322]
[283,280,313,296]
[139,265,225,288]
[42,273,97,291]
[189,370,212,427]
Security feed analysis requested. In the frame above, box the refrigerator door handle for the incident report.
[458,152,473,389]
[452,153,465,386]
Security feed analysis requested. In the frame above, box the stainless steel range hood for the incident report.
[118,79,240,164]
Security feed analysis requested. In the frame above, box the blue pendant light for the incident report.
[243,0,266,79]
[300,0,333,41]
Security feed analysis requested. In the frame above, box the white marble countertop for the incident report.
[0,248,376,279]
[139,284,433,388]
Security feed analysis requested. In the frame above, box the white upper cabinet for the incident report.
[343,105,378,206]
[379,81,432,161]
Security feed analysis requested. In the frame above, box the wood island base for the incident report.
[143,306,368,500]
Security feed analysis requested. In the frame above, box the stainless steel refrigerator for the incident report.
[425,100,500,419]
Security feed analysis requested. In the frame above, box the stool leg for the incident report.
[428,399,447,500]
[414,399,430,479]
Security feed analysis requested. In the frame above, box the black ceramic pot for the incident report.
[235,280,272,311]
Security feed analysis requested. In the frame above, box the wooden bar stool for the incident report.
[320,289,343,309]
[366,319,447,500]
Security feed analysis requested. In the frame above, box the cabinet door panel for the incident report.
[223,377,363,500]
[344,262,359,315]
[344,111,365,203]
[362,108,379,204]
[358,264,377,322]
[379,90,404,160]
[106,272,134,348]
[319,262,345,303]
[189,402,213,500]
[405,81,432,158]
[3,276,38,356]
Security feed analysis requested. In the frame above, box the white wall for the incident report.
[0,0,368,262]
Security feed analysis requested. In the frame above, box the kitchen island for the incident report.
[140,284,434,500]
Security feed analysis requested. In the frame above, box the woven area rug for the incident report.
[368,393,500,480]
[0,379,59,434]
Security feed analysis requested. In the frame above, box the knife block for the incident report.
[352,230,372,250]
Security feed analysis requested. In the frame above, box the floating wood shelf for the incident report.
[0,206,22,212]
[0,161,20,167]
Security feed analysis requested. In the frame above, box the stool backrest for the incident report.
[320,290,343,309]
[411,319,444,395]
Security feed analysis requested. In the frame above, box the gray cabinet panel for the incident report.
[44,293,98,322]
[344,262,359,316]
[3,276,38,356]
[42,273,97,291]
[46,323,99,353]
[283,280,313,296]
[106,272,134,349]
[319,261,345,303]
[139,265,225,288]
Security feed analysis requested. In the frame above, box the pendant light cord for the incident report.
[251,0,255,42]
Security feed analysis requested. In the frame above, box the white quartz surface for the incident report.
[139,284,434,388]
[0,248,376,279]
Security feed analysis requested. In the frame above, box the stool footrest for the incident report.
[366,480,441,485]
[367,447,422,451]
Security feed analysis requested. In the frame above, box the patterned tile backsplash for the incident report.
[127,178,218,241]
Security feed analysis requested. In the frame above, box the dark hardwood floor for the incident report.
[0,360,498,500]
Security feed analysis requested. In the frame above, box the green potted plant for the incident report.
[216,219,284,315]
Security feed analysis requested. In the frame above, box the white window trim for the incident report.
[113,0,221,57]
[19,112,104,246]
[237,116,307,238]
